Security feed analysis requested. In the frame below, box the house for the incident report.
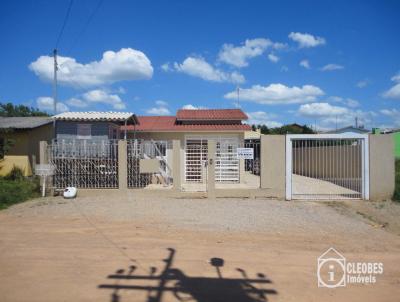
[0,116,53,176]
[123,109,251,185]
[325,125,370,134]
[53,111,139,140]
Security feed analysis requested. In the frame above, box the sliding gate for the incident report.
[286,134,369,200]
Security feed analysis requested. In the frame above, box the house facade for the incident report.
[123,109,252,185]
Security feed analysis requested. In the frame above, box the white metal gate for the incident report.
[286,134,369,200]
[184,136,240,184]
[215,139,240,182]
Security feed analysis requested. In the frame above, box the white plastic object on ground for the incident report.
[63,187,77,199]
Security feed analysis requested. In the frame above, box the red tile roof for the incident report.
[122,116,251,132]
[176,109,248,120]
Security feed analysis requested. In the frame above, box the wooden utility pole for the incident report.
[53,49,58,115]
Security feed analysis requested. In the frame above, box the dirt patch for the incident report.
[0,196,400,302]
[326,200,400,235]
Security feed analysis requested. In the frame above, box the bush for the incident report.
[0,177,40,210]
[394,159,400,202]
[4,166,25,181]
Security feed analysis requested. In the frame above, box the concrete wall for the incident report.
[369,134,395,200]
[260,135,285,198]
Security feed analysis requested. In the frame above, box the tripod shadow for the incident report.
[98,248,277,302]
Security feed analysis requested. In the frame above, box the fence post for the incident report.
[207,139,216,198]
[172,140,181,191]
[39,141,48,164]
[118,140,128,190]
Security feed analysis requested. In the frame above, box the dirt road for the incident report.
[0,193,399,302]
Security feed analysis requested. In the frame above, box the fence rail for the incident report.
[48,139,119,189]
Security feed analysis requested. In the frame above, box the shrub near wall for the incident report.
[0,167,40,210]
[394,159,400,202]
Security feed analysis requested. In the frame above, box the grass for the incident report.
[0,166,40,210]
[394,159,400,202]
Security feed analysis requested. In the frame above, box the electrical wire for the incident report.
[66,0,105,55]
[55,0,75,49]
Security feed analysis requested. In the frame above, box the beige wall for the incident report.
[369,134,395,200]
[1,124,53,165]
[292,144,362,179]
[260,135,285,198]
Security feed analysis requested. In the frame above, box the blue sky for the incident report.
[0,0,399,130]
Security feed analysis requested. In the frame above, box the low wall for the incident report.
[369,134,395,200]
[260,135,285,198]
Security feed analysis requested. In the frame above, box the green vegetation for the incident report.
[394,159,400,202]
[252,123,315,134]
[0,102,49,117]
[0,167,40,210]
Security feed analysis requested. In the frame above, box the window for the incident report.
[77,124,91,139]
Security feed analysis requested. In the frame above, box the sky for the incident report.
[0,0,399,130]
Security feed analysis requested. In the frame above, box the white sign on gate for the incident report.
[237,148,254,159]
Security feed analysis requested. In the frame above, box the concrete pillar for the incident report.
[172,140,181,191]
[369,134,395,200]
[207,139,216,198]
[39,141,48,164]
[118,140,128,190]
[260,135,286,198]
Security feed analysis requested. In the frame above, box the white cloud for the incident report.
[36,97,69,113]
[29,48,153,88]
[182,104,207,110]
[161,62,173,72]
[218,38,285,68]
[224,83,324,105]
[246,111,282,127]
[268,53,279,63]
[173,56,245,84]
[145,100,171,115]
[380,108,400,117]
[288,32,326,48]
[146,107,171,115]
[83,89,126,110]
[298,102,349,117]
[299,59,310,69]
[320,64,344,71]
[298,102,375,128]
[329,96,360,108]
[383,73,400,99]
[356,79,369,88]
[155,100,168,107]
[280,66,289,72]
[66,97,88,108]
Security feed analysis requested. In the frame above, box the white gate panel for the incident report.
[286,134,369,200]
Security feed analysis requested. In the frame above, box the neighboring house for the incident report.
[123,109,251,184]
[53,111,139,140]
[325,125,370,134]
[0,117,53,175]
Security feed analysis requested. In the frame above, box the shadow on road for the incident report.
[98,248,277,302]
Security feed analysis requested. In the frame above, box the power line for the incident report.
[55,0,74,49]
[66,0,105,55]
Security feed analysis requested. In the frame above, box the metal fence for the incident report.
[48,139,119,189]
[286,134,369,200]
[127,140,172,188]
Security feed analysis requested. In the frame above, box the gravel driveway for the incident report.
[6,192,394,241]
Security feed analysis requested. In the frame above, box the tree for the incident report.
[0,102,49,117]
[250,123,316,135]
